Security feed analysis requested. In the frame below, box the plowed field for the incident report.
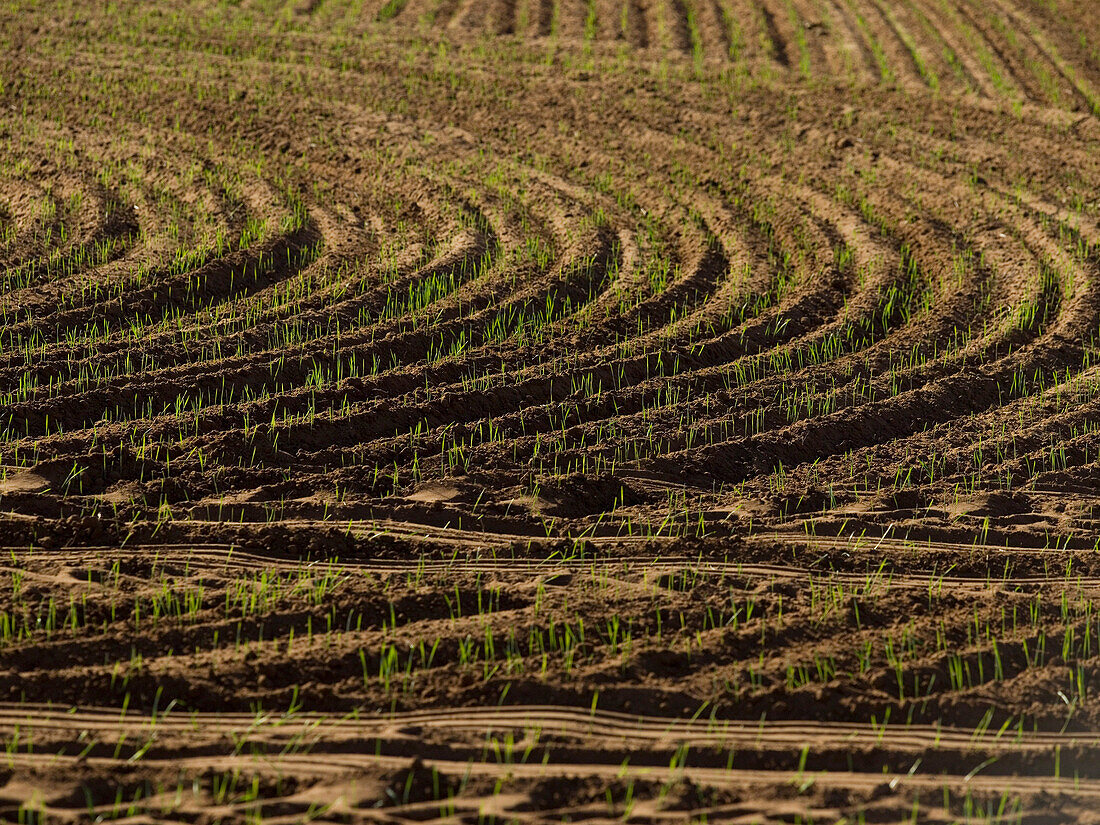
[3,0,1100,821]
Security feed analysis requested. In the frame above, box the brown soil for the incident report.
[2,0,1100,820]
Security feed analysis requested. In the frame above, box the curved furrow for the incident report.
[907,0,1026,101]
[0,172,131,286]
[251,188,786,486]
[949,0,1062,105]
[781,0,836,78]
[0,218,467,427]
[788,0,864,81]
[864,0,946,90]
[485,128,767,351]
[649,0,692,55]
[251,224,618,444]
[678,0,732,63]
[0,202,495,438]
[660,180,891,372]
[979,0,1100,112]
[610,244,973,476]
[850,106,1100,236]
[753,0,795,70]
[830,191,1100,498]
[0,159,478,396]
[0,191,602,453]
[887,0,980,93]
[0,130,306,327]
[129,153,536,396]
[0,151,323,392]
[713,0,774,66]
[120,233,750,501]
[80,142,705,449]
[0,164,302,353]
[509,132,831,367]
[0,218,319,361]
[763,361,1100,537]
[308,155,820,415]
[276,175,908,489]
[521,163,849,383]
[818,0,887,83]
[558,206,730,347]
[925,375,1100,500]
[0,169,142,307]
[843,0,935,89]
[651,169,1094,487]
[775,283,1089,507]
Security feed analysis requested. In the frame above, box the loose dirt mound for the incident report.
[2,0,1100,820]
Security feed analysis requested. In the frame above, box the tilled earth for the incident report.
[3,0,1100,821]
